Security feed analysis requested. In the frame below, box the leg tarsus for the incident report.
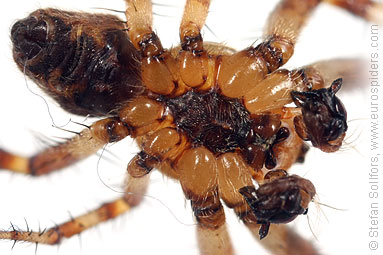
[0,198,131,245]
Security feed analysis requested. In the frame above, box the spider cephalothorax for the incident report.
[0,0,380,254]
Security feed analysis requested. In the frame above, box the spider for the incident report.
[0,0,376,254]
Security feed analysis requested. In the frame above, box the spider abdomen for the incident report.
[11,9,143,116]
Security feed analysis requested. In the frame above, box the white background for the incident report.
[0,0,377,255]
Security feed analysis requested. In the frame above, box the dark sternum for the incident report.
[165,91,251,154]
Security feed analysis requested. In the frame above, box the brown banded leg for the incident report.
[258,0,320,72]
[180,0,210,42]
[218,0,379,99]
[124,0,167,57]
[0,118,130,176]
[176,147,233,255]
[0,198,130,245]
[0,153,152,245]
[180,0,210,33]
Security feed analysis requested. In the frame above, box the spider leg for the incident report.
[124,151,156,206]
[0,152,151,245]
[124,0,154,51]
[262,0,320,72]
[124,0,183,95]
[135,129,235,255]
[177,0,213,90]
[261,0,382,73]
[217,1,320,98]
[0,118,130,176]
[177,147,233,255]
[304,58,366,90]
[180,0,210,40]
[194,196,233,255]
[218,0,377,99]
[0,198,130,245]
[324,0,383,23]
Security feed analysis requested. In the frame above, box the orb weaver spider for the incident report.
[0,0,377,254]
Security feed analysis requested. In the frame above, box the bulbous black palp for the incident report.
[291,78,347,152]
[239,174,316,239]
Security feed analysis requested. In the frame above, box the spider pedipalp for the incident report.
[292,78,348,152]
[239,171,316,239]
